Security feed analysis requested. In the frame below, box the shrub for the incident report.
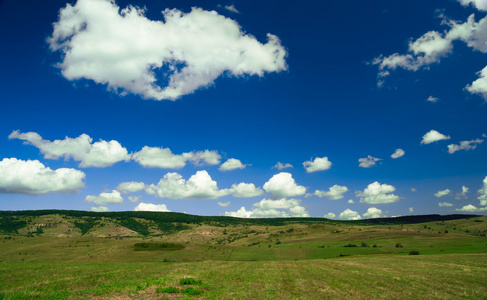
[182,287,203,296]
[409,250,420,255]
[361,242,369,247]
[179,278,202,285]
[343,243,357,247]
[156,286,179,294]
[134,242,185,251]
[395,243,403,248]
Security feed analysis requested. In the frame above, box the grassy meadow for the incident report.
[0,211,486,299]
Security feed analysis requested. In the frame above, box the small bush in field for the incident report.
[409,250,420,255]
[180,278,202,285]
[156,286,179,293]
[395,243,403,248]
[182,287,203,296]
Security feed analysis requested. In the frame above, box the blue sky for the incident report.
[1,0,486,219]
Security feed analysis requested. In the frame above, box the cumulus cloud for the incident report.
[409,207,414,213]
[218,201,231,207]
[427,96,439,102]
[447,139,483,154]
[263,172,306,199]
[456,204,487,212]
[0,158,85,195]
[372,6,487,101]
[358,155,381,168]
[90,206,109,212]
[132,146,220,168]
[323,212,336,219]
[9,130,130,168]
[303,156,332,173]
[48,0,287,100]
[128,195,141,203]
[273,162,293,170]
[434,189,451,198]
[84,190,124,205]
[363,207,383,219]
[338,209,362,220]
[458,0,487,11]
[348,199,355,204]
[421,130,450,145]
[439,202,453,207]
[116,181,145,194]
[224,4,239,13]
[224,198,309,218]
[391,149,405,159]
[311,185,348,200]
[356,182,400,204]
[478,176,487,206]
[145,170,232,199]
[133,202,170,212]
[231,182,264,198]
[456,186,469,200]
[219,158,247,171]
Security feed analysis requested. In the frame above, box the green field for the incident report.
[0,211,486,299]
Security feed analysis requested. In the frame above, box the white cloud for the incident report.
[84,190,124,205]
[9,130,130,168]
[447,139,483,154]
[456,186,469,200]
[231,182,264,198]
[218,201,231,207]
[411,188,417,192]
[0,158,85,195]
[224,4,239,13]
[439,202,453,207]
[409,207,414,213]
[372,31,452,73]
[323,212,336,219]
[312,185,349,200]
[466,66,487,100]
[348,199,355,204]
[132,146,220,168]
[456,204,487,212]
[478,176,487,206]
[145,170,232,199]
[273,162,293,170]
[303,156,332,173]
[116,181,146,194]
[263,172,306,199]
[128,195,141,203]
[338,209,362,220]
[373,8,487,101]
[219,158,247,171]
[224,206,252,218]
[421,130,450,144]
[134,202,170,212]
[224,198,309,218]
[90,206,109,212]
[358,155,381,168]
[427,96,439,102]
[48,0,286,100]
[458,0,487,11]
[391,149,405,159]
[363,207,383,219]
[356,182,400,204]
[434,189,451,198]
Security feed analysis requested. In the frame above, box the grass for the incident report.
[0,214,485,298]
[0,254,485,299]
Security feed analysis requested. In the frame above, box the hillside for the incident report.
[0,210,485,263]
